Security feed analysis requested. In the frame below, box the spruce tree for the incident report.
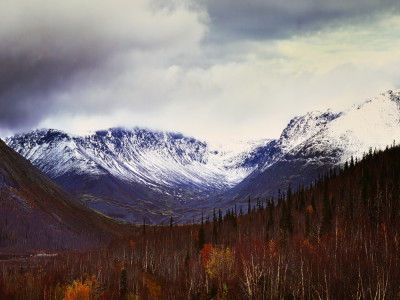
[322,180,332,232]
[119,268,127,299]
[267,200,274,230]
[280,201,293,234]
[198,214,205,250]
[212,209,218,244]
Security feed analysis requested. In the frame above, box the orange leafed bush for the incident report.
[143,272,162,300]
[302,238,315,251]
[205,246,235,280]
[63,275,98,300]
[200,243,213,266]
[64,281,90,300]
[268,240,278,257]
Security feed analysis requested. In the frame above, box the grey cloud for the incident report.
[0,37,110,130]
[205,0,400,41]
[0,5,122,131]
[1,0,399,140]
[0,0,206,132]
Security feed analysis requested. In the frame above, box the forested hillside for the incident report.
[2,144,400,299]
[0,138,133,252]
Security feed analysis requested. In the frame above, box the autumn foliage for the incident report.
[200,243,213,266]
[64,280,91,300]
[1,145,400,298]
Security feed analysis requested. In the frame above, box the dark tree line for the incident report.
[2,144,400,298]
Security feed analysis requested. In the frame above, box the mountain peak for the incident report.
[278,109,340,153]
[6,89,400,223]
[298,89,400,163]
[6,127,263,193]
[12,128,70,141]
[383,89,400,102]
[5,127,273,222]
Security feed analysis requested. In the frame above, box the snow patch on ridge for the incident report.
[6,89,400,204]
[5,128,270,194]
[283,89,400,164]
[327,90,400,162]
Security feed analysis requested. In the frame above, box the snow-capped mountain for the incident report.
[6,128,270,222]
[255,110,342,172]
[6,128,268,192]
[276,110,341,154]
[309,90,400,161]
[279,90,400,163]
[227,89,400,204]
[6,89,400,222]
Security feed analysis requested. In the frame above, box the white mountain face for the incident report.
[286,90,400,163]
[256,110,341,172]
[6,89,400,222]
[223,89,400,205]
[277,110,341,154]
[5,128,270,194]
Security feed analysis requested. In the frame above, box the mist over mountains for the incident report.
[6,90,400,223]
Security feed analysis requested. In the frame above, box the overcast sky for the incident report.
[0,0,399,142]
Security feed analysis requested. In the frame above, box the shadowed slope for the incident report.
[0,139,130,251]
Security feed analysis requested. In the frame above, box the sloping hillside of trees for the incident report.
[1,144,400,299]
[0,138,132,251]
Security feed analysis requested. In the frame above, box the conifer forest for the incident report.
[1,145,400,299]
[2,0,400,298]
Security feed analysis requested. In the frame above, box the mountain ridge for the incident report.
[0,138,130,251]
[6,89,400,222]
[6,127,271,222]
[226,89,400,204]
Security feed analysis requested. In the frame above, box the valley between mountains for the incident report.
[2,90,400,298]
[5,89,400,224]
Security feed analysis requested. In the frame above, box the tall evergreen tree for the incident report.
[119,268,127,299]
[287,185,293,210]
[322,180,332,232]
[212,209,218,244]
[218,209,223,224]
[280,201,293,234]
[198,213,205,251]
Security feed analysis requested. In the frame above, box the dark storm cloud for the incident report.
[205,0,400,40]
[1,0,399,140]
[0,1,125,131]
[0,40,109,130]
[0,0,206,132]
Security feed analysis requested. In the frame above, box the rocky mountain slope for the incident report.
[0,138,129,251]
[227,90,400,204]
[6,128,270,223]
[6,89,400,222]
